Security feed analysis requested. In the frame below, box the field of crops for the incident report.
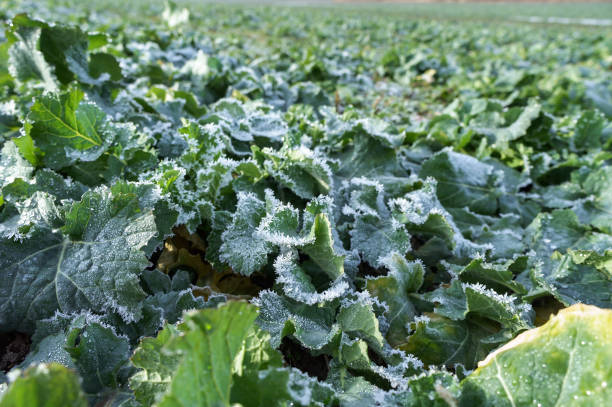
[1,0,612,406]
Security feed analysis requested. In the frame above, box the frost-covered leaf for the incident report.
[344,178,411,266]
[219,192,271,276]
[366,252,423,347]
[402,313,501,370]
[337,299,385,352]
[18,312,131,394]
[574,110,606,150]
[526,209,612,269]
[6,15,58,90]
[258,145,333,199]
[572,166,612,234]
[0,191,62,240]
[423,280,533,333]
[0,184,156,332]
[231,366,336,407]
[105,269,208,341]
[0,141,33,188]
[389,179,490,262]
[455,258,526,295]
[255,290,339,350]
[273,250,348,304]
[65,321,130,393]
[7,14,117,88]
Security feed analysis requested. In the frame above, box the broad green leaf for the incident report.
[526,209,612,273]
[420,150,502,215]
[259,146,333,199]
[461,304,612,406]
[0,141,33,188]
[402,313,500,370]
[455,258,526,295]
[273,250,348,304]
[472,101,541,150]
[573,166,612,234]
[6,14,115,87]
[574,110,605,150]
[7,15,57,90]
[390,371,461,407]
[28,88,112,169]
[18,313,131,394]
[0,364,87,407]
[390,179,489,262]
[129,324,181,407]
[130,302,258,407]
[533,250,612,308]
[232,367,336,407]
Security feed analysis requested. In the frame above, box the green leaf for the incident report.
[389,179,490,262]
[273,250,348,304]
[526,209,612,269]
[420,150,502,215]
[88,52,123,81]
[574,110,605,150]
[337,300,385,352]
[533,250,612,308]
[231,367,336,407]
[130,302,258,407]
[129,324,181,406]
[573,166,612,234]
[461,304,612,406]
[6,14,114,88]
[472,100,541,150]
[0,364,87,407]
[455,258,526,295]
[301,213,345,281]
[401,313,500,370]
[391,370,461,407]
[259,146,333,199]
[27,88,112,169]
